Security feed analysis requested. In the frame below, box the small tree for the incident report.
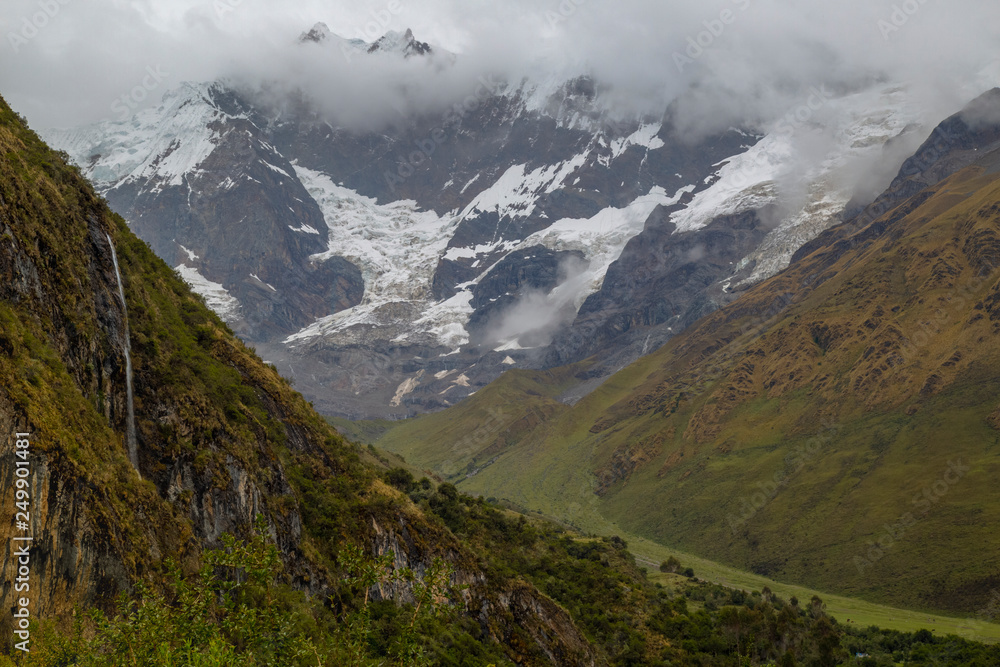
[810,595,825,618]
[384,468,415,493]
[660,556,682,573]
[338,544,462,666]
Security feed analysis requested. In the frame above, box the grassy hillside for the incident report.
[375,152,1000,621]
[373,364,587,479]
[0,91,376,597]
[0,96,599,665]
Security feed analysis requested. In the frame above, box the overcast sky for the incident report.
[1,0,998,131]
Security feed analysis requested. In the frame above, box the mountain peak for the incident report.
[367,28,433,58]
[298,22,331,44]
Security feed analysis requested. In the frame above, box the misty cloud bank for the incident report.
[478,254,590,350]
[1,0,996,134]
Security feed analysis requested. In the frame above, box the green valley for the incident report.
[365,118,1000,641]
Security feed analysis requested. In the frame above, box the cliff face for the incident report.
[0,97,599,664]
[0,90,328,617]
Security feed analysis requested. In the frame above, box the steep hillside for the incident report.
[375,91,1000,615]
[0,95,608,664]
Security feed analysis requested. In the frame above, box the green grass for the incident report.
[374,366,583,479]
[632,537,1000,643]
[439,391,1000,645]
[326,416,398,444]
[375,166,1000,629]
[379,376,1000,643]
[512,500,1000,644]
[438,368,1000,638]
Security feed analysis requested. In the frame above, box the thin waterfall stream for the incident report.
[106,233,139,475]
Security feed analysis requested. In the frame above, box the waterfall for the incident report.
[106,234,139,475]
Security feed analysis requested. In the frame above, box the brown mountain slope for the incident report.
[415,119,1000,614]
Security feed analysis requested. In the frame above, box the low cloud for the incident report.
[1,0,996,134]
[480,254,590,350]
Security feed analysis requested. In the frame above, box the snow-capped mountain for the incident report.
[45,27,931,418]
[367,28,434,58]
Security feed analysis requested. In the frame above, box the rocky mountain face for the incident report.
[57,83,365,341]
[372,89,1000,613]
[47,27,927,418]
[0,96,610,664]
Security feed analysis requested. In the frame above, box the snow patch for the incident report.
[250,273,277,292]
[516,185,694,310]
[174,265,240,322]
[726,85,923,287]
[177,243,199,262]
[609,123,664,159]
[443,239,516,262]
[460,153,588,223]
[263,161,292,178]
[46,82,229,192]
[670,133,791,233]
[284,166,465,348]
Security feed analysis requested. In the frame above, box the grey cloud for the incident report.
[0,1,997,141]
[479,254,591,349]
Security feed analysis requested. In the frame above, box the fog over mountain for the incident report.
[3,0,998,133]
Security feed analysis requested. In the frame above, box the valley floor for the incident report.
[520,504,1000,644]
